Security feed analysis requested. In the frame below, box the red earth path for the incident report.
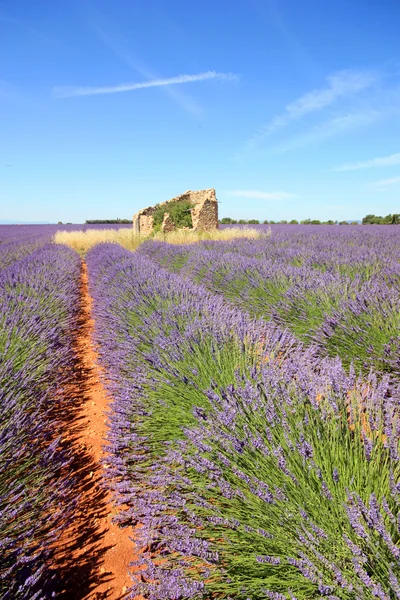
[52,261,144,599]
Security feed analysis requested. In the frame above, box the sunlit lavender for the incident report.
[2,223,399,599]
[87,235,400,599]
[138,225,400,376]
[0,237,81,598]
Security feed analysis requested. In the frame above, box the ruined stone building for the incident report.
[132,189,218,235]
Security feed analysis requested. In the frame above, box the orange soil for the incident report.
[52,261,144,599]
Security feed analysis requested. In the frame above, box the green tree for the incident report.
[362,214,381,224]
[382,213,400,224]
[362,213,400,224]
[85,219,131,224]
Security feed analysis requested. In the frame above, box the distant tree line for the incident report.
[219,218,359,225]
[361,213,400,224]
[85,219,131,224]
[219,218,263,224]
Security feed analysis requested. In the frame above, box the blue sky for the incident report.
[1,0,400,223]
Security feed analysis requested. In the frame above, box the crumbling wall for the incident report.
[161,213,175,233]
[132,189,218,235]
[191,197,219,231]
[138,214,154,236]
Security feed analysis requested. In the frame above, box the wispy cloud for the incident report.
[369,176,400,187]
[311,110,380,136]
[95,25,204,117]
[0,12,67,48]
[285,70,377,118]
[54,71,238,99]
[334,152,400,171]
[244,69,379,152]
[225,190,297,200]
[270,110,381,154]
[261,0,317,77]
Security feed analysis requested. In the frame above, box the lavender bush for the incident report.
[0,223,132,271]
[86,243,302,458]
[0,243,81,598]
[131,368,400,599]
[0,227,53,270]
[86,242,400,599]
[137,226,400,375]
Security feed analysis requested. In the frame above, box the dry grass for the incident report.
[153,226,266,244]
[54,228,143,254]
[54,226,267,254]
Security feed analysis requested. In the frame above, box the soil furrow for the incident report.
[51,261,141,599]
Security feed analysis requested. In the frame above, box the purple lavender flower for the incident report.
[256,555,281,565]
[0,239,81,597]
[85,237,400,600]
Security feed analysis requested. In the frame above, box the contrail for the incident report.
[53,71,238,98]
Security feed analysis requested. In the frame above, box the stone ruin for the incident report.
[132,189,218,235]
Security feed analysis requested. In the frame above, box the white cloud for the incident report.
[312,110,380,136]
[225,190,297,200]
[244,69,378,151]
[286,70,377,118]
[334,152,400,171]
[53,71,238,98]
[369,176,400,187]
[271,110,381,154]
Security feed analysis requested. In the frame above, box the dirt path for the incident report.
[52,261,142,599]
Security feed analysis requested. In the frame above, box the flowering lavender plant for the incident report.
[0,243,81,598]
[87,242,400,599]
[138,226,400,376]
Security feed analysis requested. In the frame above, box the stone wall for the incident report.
[138,214,154,235]
[161,213,175,233]
[191,197,219,231]
[132,189,218,235]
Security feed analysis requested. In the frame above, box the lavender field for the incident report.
[0,226,81,598]
[1,224,400,599]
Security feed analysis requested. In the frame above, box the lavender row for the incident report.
[219,224,400,276]
[137,233,400,376]
[86,242,303,467]
[86,243,400,599]
[131,370,400,599]
[0,223,132,272]
[143,225,400,279]
[0,243,81,598]
[0,230,53,271]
